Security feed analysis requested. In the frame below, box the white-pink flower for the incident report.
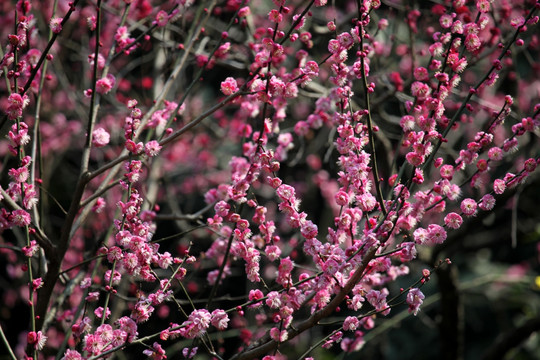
[92,128,110,147]
[145,140,162,157]
[50,17,63,33]
[181,309,211,338]
[11,209,31,227]
[460,198,477,216]
[27,330,47,350]
[343,316,360,331]
[407,288,425,315]
[211,309,229,330]
[427,224,447,245]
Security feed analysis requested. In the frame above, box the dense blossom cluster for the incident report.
[0,0,539,359]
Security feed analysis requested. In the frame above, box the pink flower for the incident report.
[87,15,97,31]
[300,220,318,239]
[248,289,264,307]
[22,240,39,257]
[92,128,110,147]
[95,74,116,94]
[143,342,166,360]
[444,212,463,229]
[270,327,288,342]
[131,300,154,323]
[343,316,360,331]
[479,194,495,211]
[265,245,281,261]
[304,61,319,77]
[115,316,138,342]
[80,277,92,289]
[181,309,211,338]
[413,227,429,245]
[268,9,283,23]
[154,10,169,27]
[460,198,477,216]
[125,139,144,154]
[357,193,377,212]
[92,197,106,213]
[83,333,103,355]
[477,0,491,12]
[322,258,340,276]
[5,93,29,120]
[61,349,83,360]
[440,164,454,180]
[406,288,425,315]
[115,26,135,51]
[27,330,47,350]
[10,209,31,227]
[211,309,229,330]
[220,77,238,95]
[104,269,122,285]
[182,346,198,359]
[398,242,417,262]
[94,306,111,319]
[366,288,390,315]
[145,140,162,157]
[214,200,230,217]
[8,93,29,109]
[427,224,447,245]
[32,277,43,291]
[413,168,424,184]
[523,158,537,173]
[157,252,173,269]
[335,190,349,206]
[72,317,91,338]
[50,17,62,33]
[465,33,481,52]
[88,53,105,69]
[265,291,282,308]
[8,166,29,183]
[411,81,431,100]
[341,331,365,352]
[86,292,99,303]
[406,151,424,166]
[493,179,506,194]
[510,16,525,28]
[277,256,294,286]
[400,115,415,131]
[276,184,296,202]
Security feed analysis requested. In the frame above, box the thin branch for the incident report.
[358,21,387,216]
[0,323,17,360]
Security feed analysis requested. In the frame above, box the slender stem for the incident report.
[158,0,239,141]
[205,232,234,309]
[100,260,117,326]
[358,22,387,216]
[0,323,17,360]
[278,0,316,46]
[82,0,103,174]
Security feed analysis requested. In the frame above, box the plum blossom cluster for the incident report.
[0,0,539,359]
